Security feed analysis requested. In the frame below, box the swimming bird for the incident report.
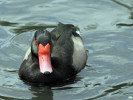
[19,23,88,84]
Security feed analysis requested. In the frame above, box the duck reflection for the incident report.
[26,75,81,100]
[29,86,53,100]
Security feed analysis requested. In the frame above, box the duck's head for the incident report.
[31,30,52,75]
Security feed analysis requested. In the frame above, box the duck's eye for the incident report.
[35,40,38,44]
[50,40,52,44]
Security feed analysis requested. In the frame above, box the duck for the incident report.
[19,22,88,84]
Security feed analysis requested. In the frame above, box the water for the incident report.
[0,0,133,100]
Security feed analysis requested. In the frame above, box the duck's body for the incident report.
[19,23,87,84]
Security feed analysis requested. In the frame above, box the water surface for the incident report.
[0,0,133,100]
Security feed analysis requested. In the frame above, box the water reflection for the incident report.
[112,0,133,10]
[86,82,133,100]
[111,0,133,27]
[0,20,57,34]
[116,23,133,27]
[0,20,18,26]
[0,86,34,100]
[84,24,98,31]
[10,23,56,34]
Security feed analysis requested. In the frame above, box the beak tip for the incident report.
[42,71,51,75]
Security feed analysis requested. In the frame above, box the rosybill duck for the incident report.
[19,23,88,84]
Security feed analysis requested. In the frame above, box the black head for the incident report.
[31,30,51,57]
[31,30,53,74]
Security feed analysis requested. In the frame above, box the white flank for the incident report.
[72,35,87,72]
[23,47,31,60]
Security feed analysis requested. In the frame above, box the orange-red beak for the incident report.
[38,43,52,74]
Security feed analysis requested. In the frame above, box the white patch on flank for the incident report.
[76,30,81,35]
[72,35,87,72]
[23,47,31,60]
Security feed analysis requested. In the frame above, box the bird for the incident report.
[19,22,88,84]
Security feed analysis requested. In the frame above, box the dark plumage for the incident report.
[19,23,88,84]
